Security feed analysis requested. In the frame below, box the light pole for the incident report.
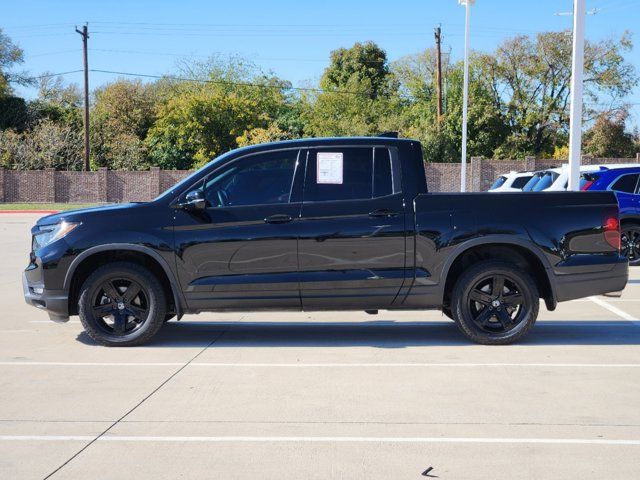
[568,0,586,191]
[458,0,474,192]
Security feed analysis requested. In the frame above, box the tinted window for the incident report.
[532,171,559,191]
[373,148,393,197]
[304,148,374,202]
[204,150,298,207]
[512,176,533,189]
[490,176,507,190]
[611,174,639,194]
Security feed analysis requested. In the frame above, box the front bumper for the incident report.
[555,255,629,303]
[22,270,69,322]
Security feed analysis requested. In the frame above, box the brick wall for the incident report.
[1,156,639,203]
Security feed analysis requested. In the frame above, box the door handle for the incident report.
[369,209,399,218]
[264,214,293,224]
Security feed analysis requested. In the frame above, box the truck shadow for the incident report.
[76,320,640,347]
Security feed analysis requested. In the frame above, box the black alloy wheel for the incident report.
[467,274,525,334]
[451,260,539,345]
[91,278,149,336]
[621,225,640,266]
[78,262,167,346]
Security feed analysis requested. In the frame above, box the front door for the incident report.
[297,146,408,309]
[173,148,304,311]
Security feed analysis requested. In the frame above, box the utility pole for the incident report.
[458,0,474,192]
[75,23,90,171]
[567,0,586,191]
[434,25,443,130]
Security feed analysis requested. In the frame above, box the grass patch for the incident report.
[0,203,102,211]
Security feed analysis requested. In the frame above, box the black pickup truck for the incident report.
[23,137,628,346]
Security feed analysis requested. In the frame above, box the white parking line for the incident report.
[1,361,640,368]
[589,296,640,326]
[0,435,639,446]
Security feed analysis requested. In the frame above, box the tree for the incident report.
[146,59,295,169]
[0,28,32,97]
[28,75,82,130]
[0,119,83,170]
[477,31,637,158]
[303,41,403,137]
[583,109,637,158]
[90,79,158,170]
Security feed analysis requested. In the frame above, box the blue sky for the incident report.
[4,0,640,124]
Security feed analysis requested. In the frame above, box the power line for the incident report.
[88,69,368,96]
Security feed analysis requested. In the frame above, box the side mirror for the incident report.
[181,189,206,210]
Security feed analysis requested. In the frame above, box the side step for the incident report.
[364,310,378,315]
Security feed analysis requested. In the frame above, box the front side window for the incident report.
[610,174,640,194]
[303,147,400,202]
[203,150,298,207]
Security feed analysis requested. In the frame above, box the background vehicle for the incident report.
[23,137,628,347]
[521,171,546,191]
[582,166,640,265]
[488,171,534,192]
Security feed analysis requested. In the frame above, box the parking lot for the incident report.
[0,213,639,479]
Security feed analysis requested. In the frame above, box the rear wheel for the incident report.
[78,262,167,346]
[451,260,539,345]
[621,224,640,266]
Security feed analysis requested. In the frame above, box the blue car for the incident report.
[582,166,640,265]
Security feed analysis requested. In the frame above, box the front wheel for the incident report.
[78,262,167,346]
[451,260,539,345]
[621,225,640,266]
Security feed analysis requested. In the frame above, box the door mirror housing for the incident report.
[180,189,206,210]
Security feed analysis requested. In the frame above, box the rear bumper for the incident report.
[22,271,69,322]
[554,256,629,303]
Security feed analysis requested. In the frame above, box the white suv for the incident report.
[488,171,535,192]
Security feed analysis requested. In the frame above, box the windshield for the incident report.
[532,171,559,191]
[490,176,508,190]
[522,173,542,192]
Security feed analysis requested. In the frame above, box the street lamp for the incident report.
[458,0,474,192]
[567,0,586,191]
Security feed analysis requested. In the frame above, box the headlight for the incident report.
[32,221,80,250]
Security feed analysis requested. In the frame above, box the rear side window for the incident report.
[610,174,640,194]
[490,176,507,189]
[304,147,399,202]
[511,176,532,189]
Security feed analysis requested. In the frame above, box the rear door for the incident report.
[297,145,408,309]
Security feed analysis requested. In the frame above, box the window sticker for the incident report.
[316,152,343,184]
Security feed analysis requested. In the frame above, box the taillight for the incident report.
[581,180,594,191]
[603,216,621,250]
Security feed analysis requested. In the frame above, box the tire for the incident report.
[451,260,539,345]
[78,261,167,347]
[621,224,640,267]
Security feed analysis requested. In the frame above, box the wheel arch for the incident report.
[440,237,556,311]
[65,244,185,318]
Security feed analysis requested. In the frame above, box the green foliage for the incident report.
[0,31,638,171]
[0,119,83,170]
[583,110,637,158]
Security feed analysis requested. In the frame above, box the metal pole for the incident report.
[460,1,471,192]
[435,26,443,130]
[568,0,586,191]
[76,23,90,171]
